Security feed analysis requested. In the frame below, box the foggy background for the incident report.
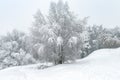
[0,0,120,35]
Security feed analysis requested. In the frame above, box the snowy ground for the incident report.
[0,48,120,80]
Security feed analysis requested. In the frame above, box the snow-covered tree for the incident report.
[31,0,88,64]
[88,25,120,52]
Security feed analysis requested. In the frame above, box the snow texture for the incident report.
[0,48,120,80]
[56,36,63,46]
[69,37,78,45]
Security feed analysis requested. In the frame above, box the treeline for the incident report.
[0,0,120,69]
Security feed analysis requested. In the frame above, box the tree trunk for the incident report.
[55,45,64,65]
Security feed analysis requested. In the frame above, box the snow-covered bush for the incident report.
[0,30,36,69]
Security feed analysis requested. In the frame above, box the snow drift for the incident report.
[0,48,120,80]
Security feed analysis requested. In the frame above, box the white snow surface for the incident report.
[0,48,120,80]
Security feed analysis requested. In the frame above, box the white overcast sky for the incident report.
[0,0,120,35]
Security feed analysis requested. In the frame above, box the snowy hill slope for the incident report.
[0,48,120,80]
